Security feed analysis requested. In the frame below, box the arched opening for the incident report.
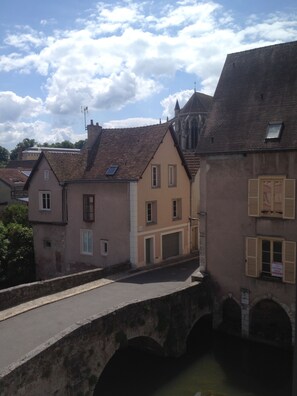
[190,118,199,149]
[186,314,213,354]
[93,336,164,395]
[250,299,292,346]
[218,297,241,335]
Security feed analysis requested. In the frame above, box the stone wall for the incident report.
[0,280,212,396]
[0,262,130,311]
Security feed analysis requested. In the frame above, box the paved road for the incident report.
[0,259,199,373]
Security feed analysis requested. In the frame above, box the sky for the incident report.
[0,0,297,151]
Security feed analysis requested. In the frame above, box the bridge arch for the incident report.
[0,281,212,396]
[249,298,292,346]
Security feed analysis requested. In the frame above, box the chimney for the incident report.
[86,120,102,149]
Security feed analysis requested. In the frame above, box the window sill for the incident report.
[259,273,283,283]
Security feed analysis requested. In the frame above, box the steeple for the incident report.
[174,99,180,117]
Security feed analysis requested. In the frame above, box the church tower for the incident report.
[173,90,213,151]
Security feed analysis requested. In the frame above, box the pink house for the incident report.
[26,122,192,279]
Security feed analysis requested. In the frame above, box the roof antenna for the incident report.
[81,106,88,130]
[194,81,196,93]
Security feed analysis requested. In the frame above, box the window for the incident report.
[106,165,118,176]
[80,229,93,255]
[172,198,182,220]
[83,195,95,222]
[246,237,296,284]
[168,165,177,187]
[266,122,283,140]
[44,170,49,181]
[151,165,160,188]
[100,239,108,256]
[39,191,51,211]
[43,239,51,248]
[146,201,157,224]
[248,177,295,219]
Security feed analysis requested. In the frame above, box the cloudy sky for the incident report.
[0,0,297,151]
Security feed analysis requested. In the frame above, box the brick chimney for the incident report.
[86,120,102,149]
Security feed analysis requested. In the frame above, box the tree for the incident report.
[74,139,86,149]
[0,222,8,282]
[10,138,36,160]
[5,223,35,286]
[0,145,9,167]
[1,204,30,227]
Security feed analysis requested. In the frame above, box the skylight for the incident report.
[266,122,283,140]
[105,165,118,176]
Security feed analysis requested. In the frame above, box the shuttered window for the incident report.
[245,237,296,284]
[248,177,295,219]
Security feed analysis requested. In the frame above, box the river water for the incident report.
[95,323,292,396]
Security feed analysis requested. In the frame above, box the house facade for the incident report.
[0,168,29,211]
[26,122,191,279]
[198,41,297,346]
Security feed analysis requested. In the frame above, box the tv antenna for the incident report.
[81,106,88,130]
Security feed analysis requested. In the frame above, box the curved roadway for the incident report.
[0,259,199,373]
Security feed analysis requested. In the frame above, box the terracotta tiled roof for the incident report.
[198,40,297,155]
[43,151,87,182]
[0,168,28,187]
[183,152,200,178]
[83,123,172,181]
[180,91,213,115]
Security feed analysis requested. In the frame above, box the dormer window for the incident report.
[105,165,118,176]
[266,122,283,140]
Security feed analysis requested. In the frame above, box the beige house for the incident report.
[0,168,29,211]
[198,41,297,346]
[26,122,191,279]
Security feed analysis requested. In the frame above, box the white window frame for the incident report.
[44,170,49,181]
[146,201,157,224]
[80,229,93,255]
[39,191,51,211]
[151,165,160,188]
[172,198,182,220]
[168,165,177,187]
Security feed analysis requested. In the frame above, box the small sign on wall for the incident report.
[241,288,250,305]
[271,262,283,278]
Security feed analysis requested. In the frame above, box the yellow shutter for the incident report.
[246,237,259,277]
[283,241,296,283]
[248,179,259,217]
[283,179,295,219]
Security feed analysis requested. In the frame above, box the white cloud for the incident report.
[0,92,44,122]
[103,117,160,129]
[0,0,297,149]
[161,90,193,119]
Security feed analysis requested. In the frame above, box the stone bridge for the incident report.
[0,280,212,396]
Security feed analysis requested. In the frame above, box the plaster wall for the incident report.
[200,151,297,312]
[136,131,191,265]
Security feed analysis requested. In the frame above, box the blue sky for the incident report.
[0,0,297,150]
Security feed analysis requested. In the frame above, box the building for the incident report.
[197,41,297,346]
[174,90,212,151]
[0,168,29,210]
[21,147,80,161]
[25,121,191,279]
[172,90,213,252]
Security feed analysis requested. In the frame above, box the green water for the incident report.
[95,331,292,396]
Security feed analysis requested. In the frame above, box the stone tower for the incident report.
[173,90,213,151]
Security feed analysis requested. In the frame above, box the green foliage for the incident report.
[10,138,36,160]
[0,206,35,288]
[0,145,9,167]
[1,204,29,227]
[4,223,35,286]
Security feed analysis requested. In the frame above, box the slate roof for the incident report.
[197,40,297,155]
[0,168,28,187]
[26,122,191,185]
[83,122,183,181]
[183,152,200,178]
[180,91,213,115]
